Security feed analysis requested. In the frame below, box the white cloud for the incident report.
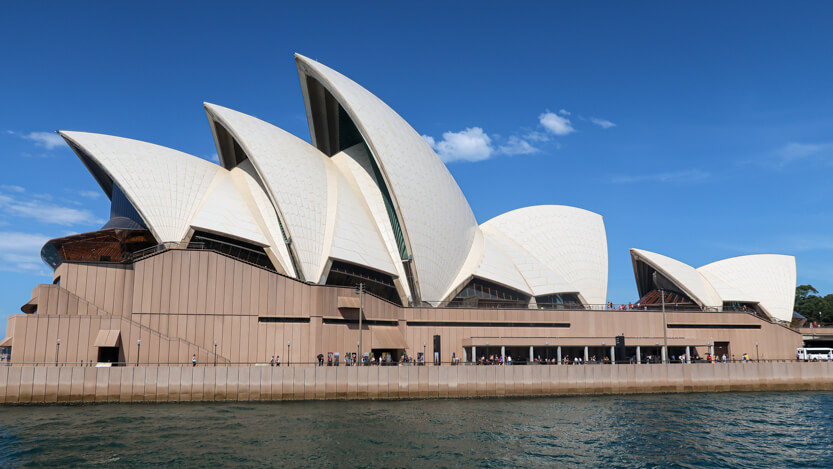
[590,117,616,129]
[775,142,833,165]
[426,127,494,163]
[611,169,711,184]
[1,185,25,193]
[539,111,576,136]
[0,191,104,226]
[498,136,539,155]
[0,231,52,276]
[19,131,64,150]
[78,190,101,199]
[524,131,550,142]
[558,109,571,116]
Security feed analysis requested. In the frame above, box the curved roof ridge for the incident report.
[295,54,478,303]
[204,102,329,281]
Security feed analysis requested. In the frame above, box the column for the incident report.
[529,346,534,362]
[463,348,468,363]
[501,346,505,359]
[472,346,477,363]
[661,346,667,364]
[685,346,690,364]
[636,346,641,364]
[610,346,615,364]
[584,346,588,362]
[557,346,562,365]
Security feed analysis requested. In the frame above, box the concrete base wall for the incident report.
[1,362,831,403]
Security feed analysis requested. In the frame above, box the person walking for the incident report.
[191,354,197,367]
[275,355,281,366]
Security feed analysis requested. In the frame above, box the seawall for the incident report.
[1,363,831,404]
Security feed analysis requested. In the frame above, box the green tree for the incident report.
[794,285,833,324]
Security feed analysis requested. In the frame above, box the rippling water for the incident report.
[1,392,832,468]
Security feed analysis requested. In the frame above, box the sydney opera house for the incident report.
[0,55,802,366]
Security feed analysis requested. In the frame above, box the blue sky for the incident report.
[2,2,833,335]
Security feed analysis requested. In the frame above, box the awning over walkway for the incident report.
[371,326,408,350]
[93,330,121,347]
[0,336,12,347]
[337,296,361,309]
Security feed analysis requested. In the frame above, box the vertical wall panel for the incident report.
[196,253,208,315]
[160,253,172,313]
[187,253,200,316]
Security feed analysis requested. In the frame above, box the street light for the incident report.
[755,341,759,362]
[136,338,141,366]
[423,342,426,366]
[356,341,360,366]
[55,338,61,366]
[660,288,668,364]
[356,283,364,367]
[214,341,217,366]
[287,341,291,367]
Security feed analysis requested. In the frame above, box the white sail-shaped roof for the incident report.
[630,249,721,308]
[479,226,576,297]
[296,54,478,303]
[232,160,296,277]
[482,206,608,305]
[60,131,220,244]
[630,249,796,321]
[205,103,397,284]
[189,170,269,247]
[326,162,397,277]
[697,255,796,322]
[205,103,329,281]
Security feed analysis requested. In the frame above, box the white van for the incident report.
[797,348,833,361]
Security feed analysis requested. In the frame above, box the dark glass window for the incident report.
[450,278,530,308]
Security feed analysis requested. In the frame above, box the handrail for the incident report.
[0,358,818,367]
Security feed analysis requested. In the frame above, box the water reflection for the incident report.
[1,392,832,467]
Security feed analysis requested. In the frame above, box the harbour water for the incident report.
[1,392,832,468]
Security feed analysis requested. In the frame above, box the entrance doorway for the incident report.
[714,342,730,360]
[97,346,120,364]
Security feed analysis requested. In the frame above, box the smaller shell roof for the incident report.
[698,254,796,322]
[630,248,720,308]
[630,249,797,322]
[60,131,221,245]
[482,205,608,305]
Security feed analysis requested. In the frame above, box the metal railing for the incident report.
[1,358,821,367]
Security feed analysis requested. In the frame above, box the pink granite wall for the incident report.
[0,363,831,403]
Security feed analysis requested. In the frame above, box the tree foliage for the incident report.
[795,285,833,324]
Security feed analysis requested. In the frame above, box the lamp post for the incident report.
[660,288,668,364]
[287,341,291,367]
[55,338,61,366]
[356,283,365,367]
[136,338,141,366]
[214,341,217,366]
[356,341,360,366]
[755,341,759,362]
[423,342,426,366]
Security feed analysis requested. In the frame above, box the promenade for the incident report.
[1,362,831,403]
